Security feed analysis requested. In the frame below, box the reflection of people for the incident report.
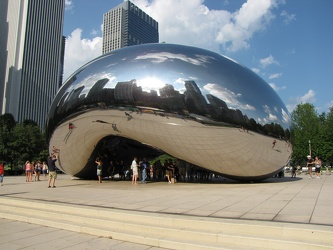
[314,156,322,179]
[306,155,314,179]
[47,153,58,188]
[131,157,138,185]
[95,157,103,183]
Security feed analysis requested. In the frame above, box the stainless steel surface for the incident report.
[47,43,291,181]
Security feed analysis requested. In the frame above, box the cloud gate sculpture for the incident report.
[46,43,291,181]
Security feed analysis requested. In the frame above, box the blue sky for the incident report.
[63,0,333,114]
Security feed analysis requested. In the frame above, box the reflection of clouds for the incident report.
[66,72,116,96]
[106,62,118,68]
[262,104,290,126]
[263,114,278,124]
[263,105,271,114]
[136,77,165,93]
[175,78,186,85]
[203,83,255,110]
[262,104,278,123]
[134,52,214,66]
[282,108,290,124]
[274,106,278,113]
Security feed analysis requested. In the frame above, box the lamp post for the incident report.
[308,140,311,157]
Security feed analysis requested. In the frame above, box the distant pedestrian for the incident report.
[47,153,58,188]
[25,161,32,182]
[306,155,314,179]
[95,157,103,183]
[118,160,125,180]
[140,158,148,184]
[0,162,4,186]
[314,156,322,179]
[166,160,175,184]
[131,157,138,185]
[291,164,297,178]
[108,160,115,179]
[272,139,277,149]
[35,161,42,181]
[42,161,48,180]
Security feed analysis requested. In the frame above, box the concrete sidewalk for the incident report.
[0,218,166,250]
[1,172,333,249]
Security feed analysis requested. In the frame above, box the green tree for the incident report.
[291,103,320,163]
[0,114,16,164]
[322,108,333,164]
[8,122,47,167]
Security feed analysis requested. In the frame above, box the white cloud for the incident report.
[63,29,102,81]
[251,68,260,74]
[269,73,282,79]
[63,0,283,81]
[259,55,279,68]
[65,0,74,11]
[286,90,316,112]
[215,0,278,52]
[281,10,296,24]
[131,0,280,53]
[269,83,286,91]
[326,100,333,110]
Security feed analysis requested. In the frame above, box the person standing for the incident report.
[131,157,138,185]
[291,163,297,178]
[140,158,148,184]
[47,153,58,188]
[166,160,175,184]
[108,160,114,179]
[25,161,32,182]
[0,162,4,186]
[42,161,48,180]
[95,157,103,183]
[118,160,125,180]
[314,156,322,179]
[306,155,314,179]
[35,161,42,181]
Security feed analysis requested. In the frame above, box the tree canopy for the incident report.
[291,104,333,165]
[0,114,47,169]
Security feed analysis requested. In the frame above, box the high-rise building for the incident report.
[102,0,159,54]
[0,0,65,128]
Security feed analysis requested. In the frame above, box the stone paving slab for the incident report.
[1,173,333,225]
[0,218,166,250]
[1,172,333,249]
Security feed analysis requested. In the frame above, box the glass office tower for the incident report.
[102,0,159,54]
[0,0,65,128]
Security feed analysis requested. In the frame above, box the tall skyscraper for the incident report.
[102,0,159,54]
[0,0,65,128]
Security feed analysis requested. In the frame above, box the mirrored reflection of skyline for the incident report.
[55,77,289,137]
[47,44,291,141]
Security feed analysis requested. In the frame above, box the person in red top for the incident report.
[0,162,4,186]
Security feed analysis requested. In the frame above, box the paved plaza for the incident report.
[0,172,333,249]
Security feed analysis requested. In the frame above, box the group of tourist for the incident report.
[287,155,324,179]
[306,155,322,179]
[95,156,221,184]
[24,160,49,182]
[23,152,58,188]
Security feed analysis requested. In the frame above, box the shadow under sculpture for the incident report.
[46,43,292,181]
